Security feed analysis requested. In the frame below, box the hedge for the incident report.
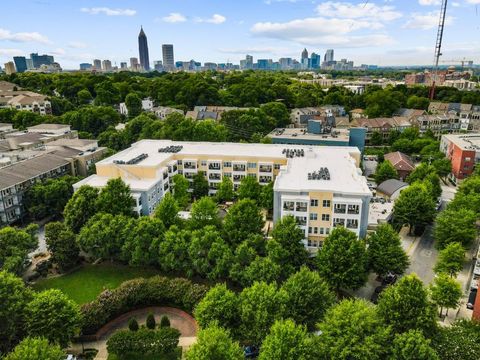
[80,276,208,335]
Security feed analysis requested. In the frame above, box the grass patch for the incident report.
[107,348,182,360]
[33,262,161,304]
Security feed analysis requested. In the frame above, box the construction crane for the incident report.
[429,0,448,100]
[440,58,474,71]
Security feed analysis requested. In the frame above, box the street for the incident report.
[406,225,438,285]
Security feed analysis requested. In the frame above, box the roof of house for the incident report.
[7,94,49,106]
[350,108,364,113]
[384,151,415,172]
[27,123,68,131]
[376,179,409,197]
[0,133,47,151]
[0,81,20,92]
[351,117,411,129]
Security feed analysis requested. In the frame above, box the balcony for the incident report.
[333,219,345,227]
[233,164,246,172]
[346,219,358,229]
[296,202,308,212]
[259,165,273,173]
[283,201,295,211]
[334,205,346,214]
[259,176,272,184]
[209,173,221,181]
[208,163,221,171]
[233,174,245,182]
[295,216,307,226]
[184,162,196,170]
[347,205,360,215]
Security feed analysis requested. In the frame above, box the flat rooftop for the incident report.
[443,133,480,151]
[267,128,350,142]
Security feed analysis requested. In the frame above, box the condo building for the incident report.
[74,140,371,249]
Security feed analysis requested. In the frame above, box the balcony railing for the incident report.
[346,220,358,229]
[233,165,246,172]
[184,163,196,169]
[209,174,221,180]
[334,206,346,214]
[347,206,359,215]
[296,203,308,212]
[259,165,273,173]
[208,164,221,170]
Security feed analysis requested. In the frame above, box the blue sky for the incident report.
[1,0,480,69]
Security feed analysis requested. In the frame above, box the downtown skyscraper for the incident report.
[138,26,150,71]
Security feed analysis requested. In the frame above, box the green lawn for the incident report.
[33,263,161,304]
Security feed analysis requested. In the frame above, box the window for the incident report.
[201,160,207,167]
[283,201,295,211]
[296,202,308,212]
[333,218,345,227]
[177,160,183,165]
[347,219,358,229]
[325,228,330,235]
[274,164,281,170]
[322,214,330,221]
[334,204,347,214]
[308,227,312,234]
[310,199,318,207]
[313,227,318,234]
[319,227,324,235]
[223,161,232,168]
[248,162,257,169]
[224,172,232,177]
[247,173,257,179]
[309,213,318,221]
[465,157,471,162]
[295,216,307,226]
[323,200,331,208]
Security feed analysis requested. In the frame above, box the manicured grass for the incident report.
[107,348,182,360]
[33,262,161,304]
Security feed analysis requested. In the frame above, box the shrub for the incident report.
[160,315,170,328]
[146,313,156,330]
[128,318,139,332]
[80,276,208,335]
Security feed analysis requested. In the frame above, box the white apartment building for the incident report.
[119,98,154,116]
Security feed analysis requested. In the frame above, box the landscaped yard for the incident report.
[107,348,182,360]
[33,262,161,304]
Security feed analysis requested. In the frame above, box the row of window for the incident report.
[308,227,331,235]
[177,160,282,171]
[309,213,330,221]
[310,199,331,208]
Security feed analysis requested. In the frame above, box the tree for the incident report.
[185,325,243,360]
[96,178,136,217]
[4,337,65,360]
[259,320,316,360]
[317,299,390,360]
[430,274,462,317]
[239,282,287,344]
[128,318,139,331]
[158,226,191,275]
[189,197,221,230]
[63,185,99,233]
[172,174,191,209]
[154,192,180,229]
[391,330,439,360]
[434,242,464,277]
[393,182,436,235]
[434,208,477,249]
[241,255,281,286]
[375,161,399,184]
[26,289,82,347]
[407,95,430,110]
[160,316,170,328]
[316,227,369,291]
[424,173,442,200]
[122,217,165,266]
[237,176,262,201]
[0,225,38,275]
[0,271,32,355]
[77,89,92,104]
[406,163,436,184]
[370,131,384,146]
[432,319,480,360]
[223,199,264,245]
[125,93,142,118]
[194,283,239,330]
[280,267,335,331]
[146,313,156,330]
[215,176,234,203]
[377,274,437,336]
[365,90,402,118]
[259,182,274,213]
[45,222,79,271]
[432,158,451,181]
[367,224,409,277]
[192,172,209,199]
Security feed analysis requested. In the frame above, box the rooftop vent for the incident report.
[282,148,305,158]
[308,167,330,181]
[113,153,149,165]
[158,145,183,153]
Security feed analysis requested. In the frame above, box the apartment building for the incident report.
[0,81,51,115]
[74,140,371,250]
[414,114,461,137]
[350,117,412,144]
[440,133,480,182]
[429,102,480,132]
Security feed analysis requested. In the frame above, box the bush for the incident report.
[146,313,156,330]
[80,276,208,335]
[128,318,139,332]
[160,315,170,328]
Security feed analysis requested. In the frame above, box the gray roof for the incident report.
[27,123,68,130]
[0,133,46,151]
[0,154,70,189]
[376,179,408,197]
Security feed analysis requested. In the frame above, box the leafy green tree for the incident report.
[391,330,439,360]
[241,255,281,286]
[365,90,402,118]
[432,158,451,181]
[406,95,430,110]
[63,185,99,233]
[434,208,477,249]
[237,176,262,201]
[185,325,243,360]
[128,318,139,331]
[122,217,165,266]
[4,337,65,360]
[434,242,464,277]
[189,197,221,229]
[317,299,390,360]
[259,182,274,213]
[194,283,239,330]
[146,313,156,330]
[62,105,121,136]
[229,236,267,286]
[158,226,191,274]
[96,178,136,217]
[406,163,436,184]
[280,267,335,330]
[377,274,437,336]
[26,289,82,347]
[125,93,143,118]
[0,225,38,275]
[367,224,409,277]
[192,172,209,199]
[45,222,79,271]
[172,174,191,208]
[154,192,180,229]
[393,182,436,235]
[215,176,234,203]
[375,161,399,184]
[424,173,442,201]
[77,89,93,104]
[0,271,32,355]
[223,199,264,245]
[160,316,170,328]
[259,320,316,360]
[370,131,384,146]
[260,102,290,127]
[239,282,287,344]
[430,274,462,317]
[316,227,369,291]
[432,319,480,360]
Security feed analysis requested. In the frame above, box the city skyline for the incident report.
[1,0,480,69]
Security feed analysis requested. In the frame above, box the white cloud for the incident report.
[218,46,290,54]
[0,48,23,57]
[315,1,402,21]
[0,28,50,44]
[68,41,87,49]
[418,0,441,5]
[403,11,454,30]
[162,12,187,23]
[80,7,136,16]
[50,48,66,56]
[466,0,480,4]
[195,14,226,24]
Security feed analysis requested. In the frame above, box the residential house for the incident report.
[384,151,415,181]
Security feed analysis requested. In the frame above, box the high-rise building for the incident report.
[324,49,334,63]
[162,44,174,70]
[26,58,33,70]
[30,53,54,68]
[4,62,16,75]
[93,59,102,70]
[301,48,309,60]
[138,26,150,71]
[246,55,253,69]
[120,62,128,69]
[310,53,321,69]
[130,57,139,70]
[13,56,27,73]
[154,61,163,71]
[79,63,92,70]
[102,60,112,71]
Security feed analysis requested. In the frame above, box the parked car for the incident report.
[467,289,477,310]
[244,345,259,358]
[382,273,398,286]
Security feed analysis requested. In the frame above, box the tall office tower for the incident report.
[120,62,128,69]
[4,61,16,75]
[102,60,112,71]
[26,58,33,70]
[30,53,54,68]
[13,56,27,73]
[79,63,92,70]
[130,57,139,70]
[324,49,334,63]
[301,48,309,61]
[310,52,321,69]
[138,26,150,71]
[162,44,174,70]
[246,54,253,69]
[93,59,102,70]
